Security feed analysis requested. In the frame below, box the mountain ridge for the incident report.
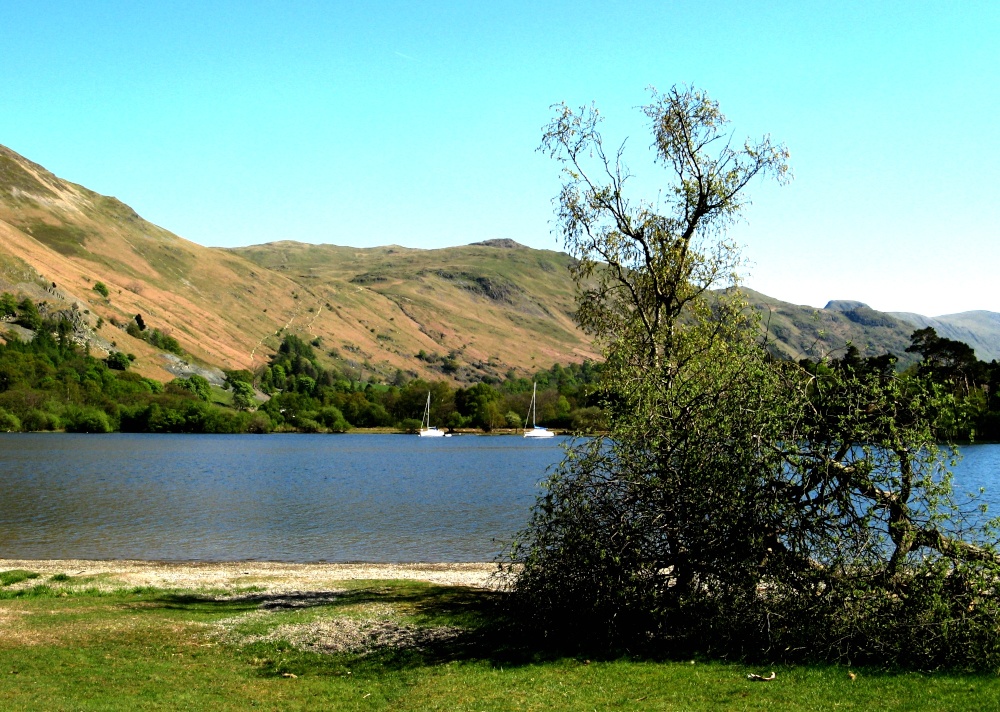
[1,143,996,380]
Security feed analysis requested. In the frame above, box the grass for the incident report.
[0,570,40,587]
[15,219,91,258]
[0,576,997,710]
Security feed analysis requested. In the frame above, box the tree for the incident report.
[105,351,131,371]
[231,380,256,411]
[906,327,982,393]
[169,374,211,401]
[15,298,42,331]
[0,292,17,319]
[504,85,1000,668]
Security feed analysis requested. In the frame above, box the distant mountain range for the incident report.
[1,143,996,383]
[887,310,1000,362]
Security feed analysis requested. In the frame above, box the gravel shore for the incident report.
[0,559,498,590]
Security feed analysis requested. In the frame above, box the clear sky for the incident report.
[1,1,997,316]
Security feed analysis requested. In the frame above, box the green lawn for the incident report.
[0,574,997,711]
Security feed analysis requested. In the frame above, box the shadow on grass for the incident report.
[134,582,578,675]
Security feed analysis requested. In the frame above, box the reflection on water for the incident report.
[0,433,568,562]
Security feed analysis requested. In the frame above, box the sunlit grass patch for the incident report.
[0,570,39,586]
[0,582,997,710]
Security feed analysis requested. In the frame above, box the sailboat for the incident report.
[418,391,446,437]
[523,382,555,438]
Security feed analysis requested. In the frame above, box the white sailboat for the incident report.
[418,391,446,437]
[523,382,555,438]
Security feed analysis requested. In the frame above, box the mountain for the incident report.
[889,311,1000,362]
[1,144,314,383]
[739,291,920,365]
[229,239,592,382]
[1,143,995,379]
[0,143,598,383]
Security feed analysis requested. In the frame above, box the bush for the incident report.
[63,407,113,433]
[244,412,273,434]
[0,570,39,586]
[92,281,109,298]
[14,298,41,331]
[398,418,422,434]
[316,406,350,433]
[105,351,131,371]
[0,292,17,319]
[570,406,605,433]
[0,408,21,432]
[168,375,211,401]
[20,409,59,432]
[296,417,324,433]
[145,328,182,355]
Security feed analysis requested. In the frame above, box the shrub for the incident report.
[105,351,131,370]
[0,570,39,586]
[0,408,21,432]
[296,417,324,433]
[317,406,350,432]
[92,281,109,298]
[0,292,17,318]
[398,417,422,434]
[168,375,211,401]
[14,298,41,331]
[244,412,273,434]
[20,409,59,432]
[63,407,113,433]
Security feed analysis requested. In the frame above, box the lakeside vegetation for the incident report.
[0,296,602,435]
[0,575,997,711]
[2,291,997,440]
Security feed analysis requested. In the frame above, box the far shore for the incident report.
[0,559,499,590]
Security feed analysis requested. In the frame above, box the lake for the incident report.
[0,433,568,563]
[1,434,998,563]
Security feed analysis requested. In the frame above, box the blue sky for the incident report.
[1,1,997,315]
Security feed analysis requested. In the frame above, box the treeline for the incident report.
[904,327,1000,440]
[0,298,602,434]
[6,292,990,440]
[252,335,603,433]
[800,327,1000,441]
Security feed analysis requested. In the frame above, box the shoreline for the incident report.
[0,558,499,590]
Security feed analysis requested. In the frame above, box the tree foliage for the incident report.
[503,85,1000,669]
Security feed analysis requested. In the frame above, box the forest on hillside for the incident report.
[0,293,603,435]
[1,291,997,440]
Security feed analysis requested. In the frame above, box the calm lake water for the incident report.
[1,434,998,563]
[0,433,568,562]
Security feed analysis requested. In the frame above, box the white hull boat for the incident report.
[418,391,448,437]
[523,382,555,438]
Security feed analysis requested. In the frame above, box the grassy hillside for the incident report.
[0,144,599,383]
[231,239,594,382]
[2,142,993,379]
[0,145,312,383]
